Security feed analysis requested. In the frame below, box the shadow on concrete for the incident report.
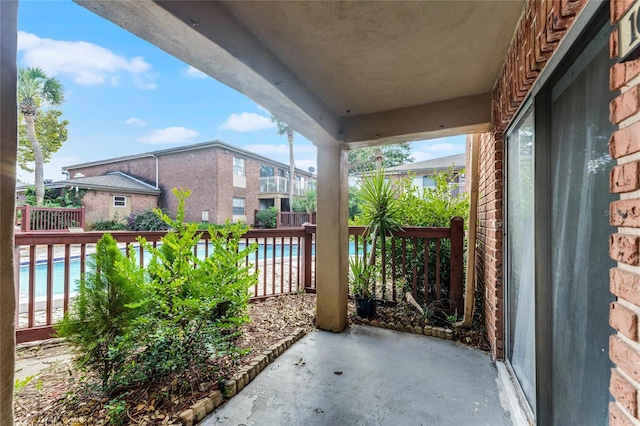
[203,325,512,425]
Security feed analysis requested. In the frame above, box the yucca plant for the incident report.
[357,168,403,297]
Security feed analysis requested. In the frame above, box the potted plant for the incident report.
[349,253,375,318]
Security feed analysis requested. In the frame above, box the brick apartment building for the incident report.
[63,141,315,225]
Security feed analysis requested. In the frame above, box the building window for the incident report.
[113,196,126,207]
[260,165,274,177]
[233,157,245,176]
[423,176,437,188]
[233,197,245,215]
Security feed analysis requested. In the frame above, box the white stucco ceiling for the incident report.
[75,0,524,147]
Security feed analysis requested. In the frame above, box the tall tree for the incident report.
[348,143,413,176]
[18,109,68,173]
[272,116,295,211]
[18,67,65,205]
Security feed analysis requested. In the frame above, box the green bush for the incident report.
[91,214,127,231]
[55,233,144,390]
[58,188,258,394]
[126,208,170,231]
[256,207,277,228]
[130,188,257,380]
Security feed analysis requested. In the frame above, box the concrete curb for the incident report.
[178,327,306,426]
[353,316,455,340]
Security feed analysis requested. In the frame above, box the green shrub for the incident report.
[126,208,170,231]
[55,233,144,390]
[256,207,277,228]
[131,188,257,380]
[91,214,126,231]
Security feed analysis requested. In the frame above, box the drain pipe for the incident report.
[151,154,159,190]
[461,134,479,328]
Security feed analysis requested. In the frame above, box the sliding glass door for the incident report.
[505,6,615,423]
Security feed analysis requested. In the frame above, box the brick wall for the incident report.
[608,1,640,424]
[82,191,157,227]
[157,149,218,223]
[477,0,587,360]
[68,157,156,184]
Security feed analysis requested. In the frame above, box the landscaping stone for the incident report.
[387,322,395,329]
[203,396,214,413]
[370,320,379,326]
[223,380,237,398]
[362,318,370,324]
[210,390,223,408]
[413,325,423,334]
[234,374,244,391]
[404,324,413,332]
[179,409,194,426]
[263,349,274,362]
[445,329,454,340]
[192,399,207,422]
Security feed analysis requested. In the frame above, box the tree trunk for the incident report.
[24,114,45,205]
[288,130,295,212]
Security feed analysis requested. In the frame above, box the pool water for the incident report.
[19,241,341,298]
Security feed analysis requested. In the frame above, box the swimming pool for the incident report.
[18,241,339,298]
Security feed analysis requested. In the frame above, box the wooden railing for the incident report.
[14,218,463,343]
[15,205,85,232]
[278,211,316,227]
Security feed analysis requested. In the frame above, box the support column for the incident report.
[0,2,18,424]
[315,143,349,331]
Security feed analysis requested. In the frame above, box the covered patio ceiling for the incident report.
[75,0,524,148]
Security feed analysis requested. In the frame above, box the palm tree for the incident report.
[18,67,65,205]
[271,116,295,211]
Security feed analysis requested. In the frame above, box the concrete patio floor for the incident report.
[204,325,513,425]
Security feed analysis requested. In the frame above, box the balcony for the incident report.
[258,176,315,196]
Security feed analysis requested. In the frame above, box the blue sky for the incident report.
[17,0,466,184]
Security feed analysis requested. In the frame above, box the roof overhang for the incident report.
[75,0,524,148]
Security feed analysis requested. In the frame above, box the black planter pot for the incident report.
[355,297,375,318]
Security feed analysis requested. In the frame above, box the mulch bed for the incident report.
[14,294,488,425]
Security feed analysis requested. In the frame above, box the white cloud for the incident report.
[125,117,147,126]
[138,127,199,144]
[295,159,318,173]
[218,113,275,132]
[427,143,458,152]
[18,31,157,90]
[182,65,208,79]
[411,152,435,162]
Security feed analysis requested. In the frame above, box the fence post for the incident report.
[80,206,86,230]
[449,216,464,315]
[277,211,282,228]
[303,223,314,289]
[23,204,30,232]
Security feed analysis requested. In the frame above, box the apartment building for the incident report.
[63,140,315,224]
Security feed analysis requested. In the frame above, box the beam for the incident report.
[341,93,492,148]
[0,1,18,423]
[74,0,340,146]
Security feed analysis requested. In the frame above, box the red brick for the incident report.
[611,86,640,125]
[612,60,640,91]
[611,302,639,341]
[611,401,636,426]
[610,120,640,159]
[611,368,639,417]
[611,268,640,306]
[611,161,640,193]
[612,0,636,24]
[610,233,640,265]
[610,335,640,384]
[612,28,620,59]
[611,199,640,227]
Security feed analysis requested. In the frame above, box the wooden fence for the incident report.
[14,218,463,343]
[15,205,85,232]
[278,211,316,227]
